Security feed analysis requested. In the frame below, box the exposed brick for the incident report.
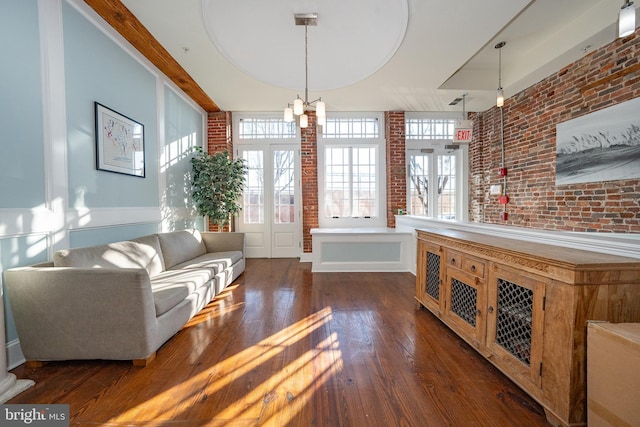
[301,113,318,253]
[386,111,406,227]
[470,30,640,232]
[205,111,233,232]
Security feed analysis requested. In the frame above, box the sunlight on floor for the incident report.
[111,306,342,424]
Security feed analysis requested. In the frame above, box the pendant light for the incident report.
[619,1,636,38]
[495,41,506,108]
[283,13,327,128]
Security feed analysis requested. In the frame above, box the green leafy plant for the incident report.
[190,147,247,228]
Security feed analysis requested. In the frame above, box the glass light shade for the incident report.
[619,3,636,37]
[293,98,304,115]
[496,88,504,107]
[299,114,308,128]
[315,101,326,117]
[284,107,294,123]
[317,114,326,127]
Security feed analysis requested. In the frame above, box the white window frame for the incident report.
[318,112,387,228]
[405,113,468,222]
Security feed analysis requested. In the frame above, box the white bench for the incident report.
[310,228,413,272]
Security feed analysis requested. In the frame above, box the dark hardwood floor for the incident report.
[9,258,549,426]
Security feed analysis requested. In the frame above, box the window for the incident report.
[238,118,296,139]
[324,145,377,218]
[242,150,264,224]
[319,114,386,227]
[406,118,454,140]
[406,114,467,221]
[273,149,295,224]
[323,117,379,139]
[437,154,456,219]
[408,150,459,219]
[408,153,429,216]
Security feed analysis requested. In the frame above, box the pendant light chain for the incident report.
[498,46,502,90]
[304,23,309,104]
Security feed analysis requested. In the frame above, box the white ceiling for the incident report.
[120,0,629,113]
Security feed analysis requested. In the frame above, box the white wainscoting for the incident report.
[311,228,413,272]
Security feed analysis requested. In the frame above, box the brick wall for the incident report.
[386,111,406,227]
[471,32,640,232]
[301,114,319,252]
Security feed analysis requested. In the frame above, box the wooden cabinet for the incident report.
[415,228,640,427]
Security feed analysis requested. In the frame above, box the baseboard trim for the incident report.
[6,339,26,371]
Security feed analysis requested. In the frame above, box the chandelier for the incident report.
[283,13,326,128]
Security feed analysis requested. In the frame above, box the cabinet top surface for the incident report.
[417,228,640,268]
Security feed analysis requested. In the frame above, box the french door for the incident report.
[237,144,301,258]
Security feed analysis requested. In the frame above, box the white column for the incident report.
[0,288,34,403]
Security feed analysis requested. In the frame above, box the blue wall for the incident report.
[0,0,205,363]
[163,87,204,231]
[64,2,159,209]
[0,0,45,208]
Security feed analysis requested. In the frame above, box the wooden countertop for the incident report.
[417,228,640,284]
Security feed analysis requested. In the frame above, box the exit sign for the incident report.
[453,119,473,143]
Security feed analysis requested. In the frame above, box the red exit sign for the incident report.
[455,129,472,141]
[453,119,473,143]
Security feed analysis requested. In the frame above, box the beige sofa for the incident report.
[4,229,245,366]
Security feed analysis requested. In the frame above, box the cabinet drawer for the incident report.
[446,250,462,269]
[462,256,485,278]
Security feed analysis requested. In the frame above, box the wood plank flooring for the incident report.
[8,258,549,426]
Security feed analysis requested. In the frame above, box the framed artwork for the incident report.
[95,102,145,178]
[556,97,640,185]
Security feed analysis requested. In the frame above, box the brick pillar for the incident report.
[207,111,232,155]
[468,111,485,222]
[206,111,233,231]
[301,113,319,253]
[385,111,406,228]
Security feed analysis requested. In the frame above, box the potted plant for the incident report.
[190,146,247,230]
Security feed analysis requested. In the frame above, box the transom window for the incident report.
[238,118,296,139]
[406,118,455,140]
[323,117,379,139]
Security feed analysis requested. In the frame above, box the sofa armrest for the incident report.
[4,267,159,361]
[201,232,245,255]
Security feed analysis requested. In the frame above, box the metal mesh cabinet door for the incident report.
[486,265,545,388]
[416,240,443,314]
[443,270,485,348]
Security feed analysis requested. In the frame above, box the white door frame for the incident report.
[236,142,301,258]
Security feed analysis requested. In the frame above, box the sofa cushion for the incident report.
[53,234,165,277]
[150,268,213,316]
[156,229,207,270]
[169,251,243,274]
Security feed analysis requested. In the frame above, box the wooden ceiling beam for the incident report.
[84,0,220,113]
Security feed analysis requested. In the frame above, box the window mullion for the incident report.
[429,153,437,218]
[348,147,354,217]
